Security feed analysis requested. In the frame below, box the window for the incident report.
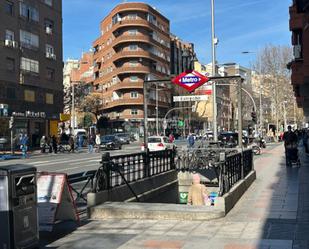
[24,90,35,102]
[20,2,39,22]
[130,76,138,82]
[7,88,15,99]
[129,44,138,51]
[43,0,52,6]
[46,68,55,80]
[6,57,15,71]
[129,61,138,67]
[20,30,39,49]
[127,13,137,20]
[131,109,138,115]
[45,44,54,54]
[44,19,54,34]
[5,1,13,15]
[46,93,53,104]
[130,91,138,99]
[5,30,14,41]
[128,29,137,36]
[21,57,39,73]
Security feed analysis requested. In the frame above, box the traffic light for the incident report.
[251,112,257,123]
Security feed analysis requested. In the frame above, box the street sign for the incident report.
[173,95,208,102]
[178,120,184,127]
[163,120,167,129]
[172,70,209,92]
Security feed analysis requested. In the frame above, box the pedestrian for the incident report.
[95,133,101,153]
[52,135,58,154]
[187,133,195,148]
[187,174,208,206]
[68,135,75,153]
[169,133,175,143]
[87,134,95,153]
[303,129,308,154]
[78,134,84,151]
[47,135,53,153]
[20,134,29,158]
[40,135,47,153]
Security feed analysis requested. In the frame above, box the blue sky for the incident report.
[63,0,292,67]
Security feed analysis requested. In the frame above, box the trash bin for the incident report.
[0,165,39,249]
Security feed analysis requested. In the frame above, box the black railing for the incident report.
[220,149,254,195]
[93,149,176,196]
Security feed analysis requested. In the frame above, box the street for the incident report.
[0,143,142,175]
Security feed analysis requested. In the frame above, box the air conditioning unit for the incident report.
[45,27,52,35]
[46,52,56,60]
[46,52,51,58]
[4,39,13,47]
[12,41,18,48]
[293,45,302,59]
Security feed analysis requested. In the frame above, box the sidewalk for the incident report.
[42,144,309,249]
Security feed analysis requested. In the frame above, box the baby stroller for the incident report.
[285,144,300,167]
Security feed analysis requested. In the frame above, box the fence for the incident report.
[94,149,176,194]
[220,149,254,195]
[68,148,253,204]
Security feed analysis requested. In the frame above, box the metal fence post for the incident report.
[102,152,111,189]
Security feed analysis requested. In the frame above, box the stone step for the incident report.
[89,202,225,221]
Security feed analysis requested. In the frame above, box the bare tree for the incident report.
[252,45,299,133]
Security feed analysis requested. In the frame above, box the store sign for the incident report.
[12,111,46,118]
[172,70,209,92]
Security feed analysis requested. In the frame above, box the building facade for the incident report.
[0,0,63,147]
[92,2,172,134]
[289,0,309,120]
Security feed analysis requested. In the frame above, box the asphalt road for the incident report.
[0,143,142,175]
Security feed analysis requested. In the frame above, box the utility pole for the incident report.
[143,81,148,149]
[238,79,243,148]
[211,0,217,141]
[71,83,75,129]
[155,84,159,136]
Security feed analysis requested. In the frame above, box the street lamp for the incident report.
[211,0,218,141]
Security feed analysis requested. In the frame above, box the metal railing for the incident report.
[93,150,176,200]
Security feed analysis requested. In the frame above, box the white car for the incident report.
[141,136,176,152]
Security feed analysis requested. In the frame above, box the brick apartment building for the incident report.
[0,0,63,147]
[92,2,173,135]
[289,0,309,120]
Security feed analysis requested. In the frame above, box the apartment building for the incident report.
[0,0,63,146]
[289,0,309,120]
[92,2,172,134]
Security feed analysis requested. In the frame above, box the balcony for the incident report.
[104,98,144,109]
[112,50,169,64]
[289,5,305,30]
[108,81,144,92]
[112,19,150,32]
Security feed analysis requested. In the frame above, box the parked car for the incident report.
[100,135,122,150]
[115,133,130,144]
[142,136,176,152]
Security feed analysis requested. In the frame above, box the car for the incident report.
[115,133,130,144]
[100,135,122,150]
[142,136,176,152]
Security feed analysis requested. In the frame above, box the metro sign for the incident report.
[172,70,209,92]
